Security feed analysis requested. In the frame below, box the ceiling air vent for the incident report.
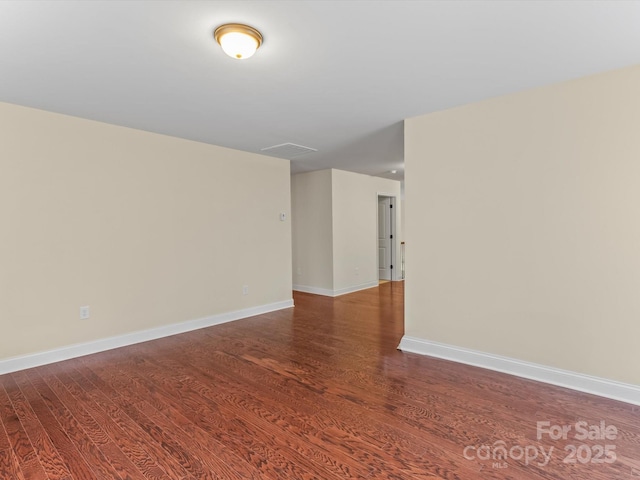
[261,142,317,158]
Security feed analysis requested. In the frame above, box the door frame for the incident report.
[376,193,399,282]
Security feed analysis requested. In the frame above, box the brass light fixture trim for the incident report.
[214,23,263,60]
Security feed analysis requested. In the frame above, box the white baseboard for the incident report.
[398,336,640,406]
[332,281,379,296]
[292,284,334,296]
[0,299,294,376]
[293,281,379,297]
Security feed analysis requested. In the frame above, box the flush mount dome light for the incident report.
[214,23,263,60]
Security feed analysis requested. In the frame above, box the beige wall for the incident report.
[291,169,402,295]
[0,102,292,360]
[291,170,334,291]
[405,65,640,385]
[332,169,377,291]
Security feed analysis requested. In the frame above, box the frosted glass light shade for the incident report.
[214,24,263,60]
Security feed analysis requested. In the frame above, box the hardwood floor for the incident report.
[1,282,639,479]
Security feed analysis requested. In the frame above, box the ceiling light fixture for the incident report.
[214,23,263,60]
[390,170,397,174]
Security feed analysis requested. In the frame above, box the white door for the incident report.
[378,197,392,280]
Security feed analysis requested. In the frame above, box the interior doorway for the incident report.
[377,195,396,281]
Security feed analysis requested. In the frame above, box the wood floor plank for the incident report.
[0,380,48,480]
[37,366,111,447]
[79,354,347,480]
[117,342,376,479]
[154,330,486,478]
[45,364,172,480]
[10,370,99,480]
[0,394,12,453]
[37,364,147,480]
[0,447,27,480]
[73,361,222,480]
[139,343,454,479]
[3,372,72,480]
[83,362,264,480]
[20,368,130,480]
[0,282,638,479]
[61,364,193,480]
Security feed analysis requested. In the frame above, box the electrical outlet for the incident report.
[355,266,360,276]
[242,285,249,295]
[80,305,90,320]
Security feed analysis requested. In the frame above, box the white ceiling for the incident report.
[2,1,640,181]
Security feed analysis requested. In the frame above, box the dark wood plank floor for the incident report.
[1,282,639,479]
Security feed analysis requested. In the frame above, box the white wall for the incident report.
[0,101,293,363]
[404,64,640,387]
[291,169,402,296]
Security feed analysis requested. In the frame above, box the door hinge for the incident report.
[390,204,393,208]
[390,265,394,269]
[390,234,393,239]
